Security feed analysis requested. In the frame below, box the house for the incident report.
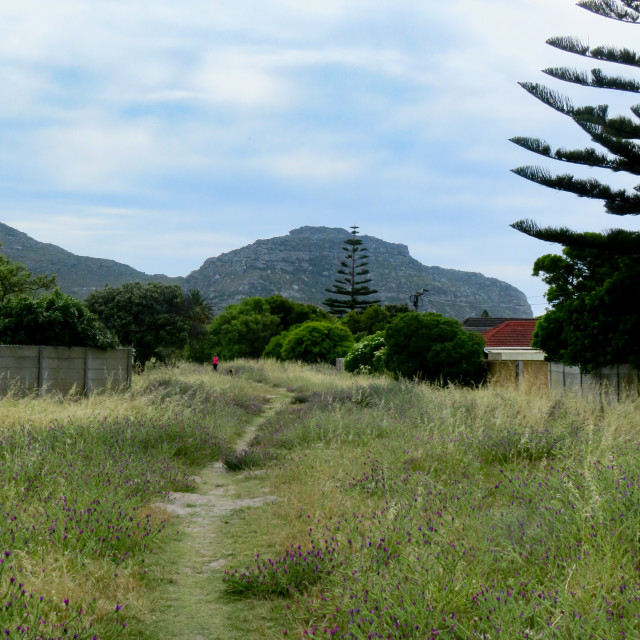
[480,319,548,387]
[461,317,531,334]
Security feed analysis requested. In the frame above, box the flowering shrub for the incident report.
[344,332,386,374]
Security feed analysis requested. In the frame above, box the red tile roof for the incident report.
[482,320,538,348]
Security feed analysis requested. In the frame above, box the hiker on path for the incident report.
[212,355,219,372]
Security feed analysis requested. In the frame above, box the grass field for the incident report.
[2,360,640,639]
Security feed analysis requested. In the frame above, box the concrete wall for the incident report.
[549,362,639,402]
[0,346,132,395]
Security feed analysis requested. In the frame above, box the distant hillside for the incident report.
[1,223,531,319]
[0,222,182,298]
[184,226,532,319]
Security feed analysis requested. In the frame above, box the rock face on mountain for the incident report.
[185,226,532,319]
[1,222,531,319]
[0,222,181,298]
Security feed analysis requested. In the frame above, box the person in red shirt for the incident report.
[212,355,219,372]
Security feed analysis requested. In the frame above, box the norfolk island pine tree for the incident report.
[510,0,640,253]
[323,226,380,316]
[510,0,640,370]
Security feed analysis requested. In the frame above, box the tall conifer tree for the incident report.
[511,0,640,253]
[323,226,380,316]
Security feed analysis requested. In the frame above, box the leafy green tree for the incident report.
[344,332,386,374]
[0,249,57,302]
[208,297,280,360]
[280,321,354,364]
[86,282,190,367]
[264,295,330,329]
[324,226,380,315]
[531,243,640,370]
[384,312,486,385]
[0,290,117,348]
[342,305,391,341]
[511,0,640,252]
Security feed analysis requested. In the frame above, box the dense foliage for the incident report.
[532,244,640,370]
[0,289,117,348]
[343,331,386,374]
[341,304,409,341]
[324,226,379,315]
[279,321,354,364]
[511,0,640,252]
[0,248,56,302]
[384,312,486,384]
[86,282,191,366]
[208,297,281,360]
[208,296,330,362]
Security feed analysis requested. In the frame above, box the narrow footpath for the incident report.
[144,386,291,640]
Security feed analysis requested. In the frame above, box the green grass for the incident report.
[3,359,640,639]
[217,360,640,639]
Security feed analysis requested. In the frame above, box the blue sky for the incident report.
[1,0,639,314]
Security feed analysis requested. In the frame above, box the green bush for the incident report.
[0,289,117,348]
[262,331,288,360]
[344,331,386,374]
[280,321,354,364]
[384,312,486,385]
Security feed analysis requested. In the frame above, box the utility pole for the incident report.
[409,288,428,312]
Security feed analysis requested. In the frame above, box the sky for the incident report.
[1,0,639,315]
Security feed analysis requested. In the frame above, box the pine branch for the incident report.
[512,166,640,213]
[543,66,640,92]
[518,83,574,115]
[548,37,640,69]
[578,0,640,22]
[511,219,640,252]
[510,136,617,170]
[574,121,640,174]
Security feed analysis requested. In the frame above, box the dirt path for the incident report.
[145,388,290,640]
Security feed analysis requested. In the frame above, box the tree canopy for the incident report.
[531,243,640,370]
[324,226,380,315]
[0,249,57,303]
[384,312,486,385]
[511,0,640,252]
[86,282,191,366]
[0,290,117,348]
[280,321,354,364]
[208,297,281,360]
[206,295,331,362]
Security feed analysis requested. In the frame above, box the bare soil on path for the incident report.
[143,386,291,640]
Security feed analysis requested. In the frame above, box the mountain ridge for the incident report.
[1,222,532,319]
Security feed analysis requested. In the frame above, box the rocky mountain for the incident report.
[0,222,181,298]
[184,227,532,319]
[1,222,531,319]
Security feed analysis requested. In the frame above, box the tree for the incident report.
[531,243,640,370]
[384,312,486,385]
[0,248,57,302]
[208,297,280,360]
[263,295,331,329]
[86,282,191,367]
[0,290,117,348]
[323,226,380,315]
[511,0,640,252]
[280,321,354,364]
[342,305,391,341]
